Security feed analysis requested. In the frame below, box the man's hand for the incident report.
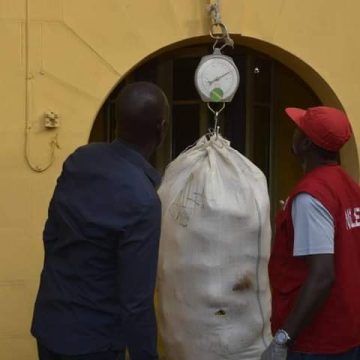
[260,340,288,360]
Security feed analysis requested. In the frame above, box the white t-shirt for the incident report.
[291,193,334,256]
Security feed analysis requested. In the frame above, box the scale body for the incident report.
[194,48,240,103]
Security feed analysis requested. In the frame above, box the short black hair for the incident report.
[115,82,167,142]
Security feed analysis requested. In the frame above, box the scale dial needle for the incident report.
[208,71,231,85]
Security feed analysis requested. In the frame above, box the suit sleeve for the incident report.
[116,199,161,360]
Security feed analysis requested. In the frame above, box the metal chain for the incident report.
[207,0,234,50]
[208,0,221,24]
[206,1,233,136]
[207,103,225,138]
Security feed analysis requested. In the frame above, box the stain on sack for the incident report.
[232,273,253,291]
[169,205,190,227]
[215,309,226,316]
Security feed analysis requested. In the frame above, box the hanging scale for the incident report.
[194,1,240,135]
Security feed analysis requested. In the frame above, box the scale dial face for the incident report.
[195,54,240,102]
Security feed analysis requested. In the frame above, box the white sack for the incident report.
[157,135,272,360]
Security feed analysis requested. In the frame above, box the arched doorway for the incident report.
[89,41,324,217]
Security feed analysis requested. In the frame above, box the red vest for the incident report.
[269,165,360,353]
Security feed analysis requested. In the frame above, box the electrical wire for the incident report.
[24,0,59,173]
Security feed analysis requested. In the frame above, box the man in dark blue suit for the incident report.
[31,82,169,360]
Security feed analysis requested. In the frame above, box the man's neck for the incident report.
[303,157,338,174]
[117,137,154,160]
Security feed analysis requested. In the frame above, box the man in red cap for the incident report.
[261,106,360,360]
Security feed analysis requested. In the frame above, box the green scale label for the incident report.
[210,88,224,102]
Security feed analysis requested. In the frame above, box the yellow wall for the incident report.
[1,0,360,358]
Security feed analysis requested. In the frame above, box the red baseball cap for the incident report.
[285,106,352,151]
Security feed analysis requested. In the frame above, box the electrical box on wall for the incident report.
[44,111,60,129]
